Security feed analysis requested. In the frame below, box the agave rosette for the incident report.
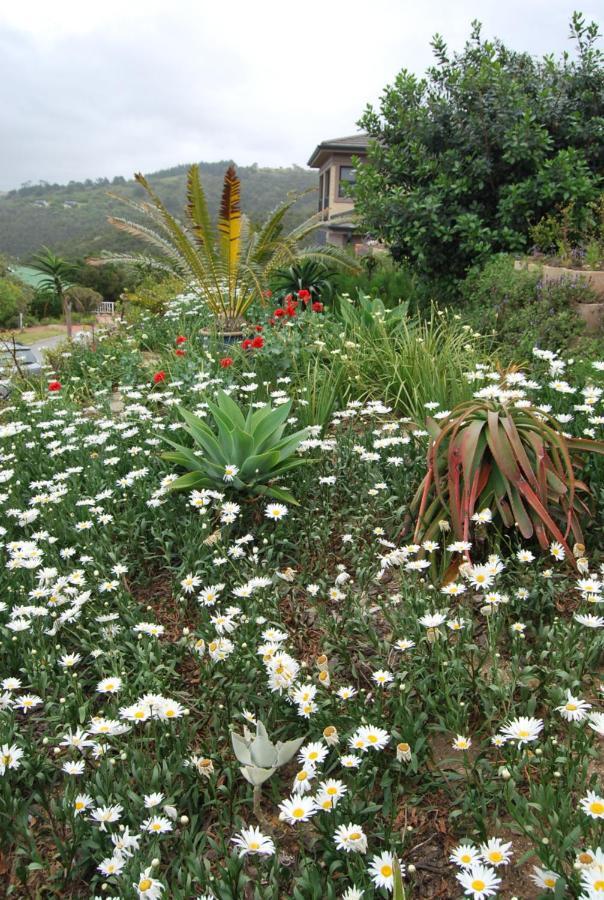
[411,397,604,561]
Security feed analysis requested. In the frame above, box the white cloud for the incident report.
[0,0,600,188]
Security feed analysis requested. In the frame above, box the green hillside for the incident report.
[0,161,319,260]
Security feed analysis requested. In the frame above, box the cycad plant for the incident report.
[162,390,310,505]
[89,165,357,329]
[411,398,604,562]
[270,258,335,303]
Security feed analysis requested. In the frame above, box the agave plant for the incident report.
[162,390,309,505]
[89,165,358,328]
[411,397,604,562]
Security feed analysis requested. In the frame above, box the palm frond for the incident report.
[186,164,216,259]
[105,217,192,276]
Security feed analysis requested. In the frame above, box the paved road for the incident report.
[30,334,67,362]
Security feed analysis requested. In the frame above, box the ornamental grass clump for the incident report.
[411,385,604,562]
[162,390,310,505]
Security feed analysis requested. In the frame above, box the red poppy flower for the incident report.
[241,339,253,350]
[153,371,166,384]
[48,380,62,392]
[298,289,311,302]
[263,289,273,298]
[175,335,187,344]
[251,335,264,349]
[220,357,233,368]
[274,308,285,318]
[255,325,263,332]
[312,302,324,313]
[285,302,297,317]
[269,318,276,326]
[175,349,186,356]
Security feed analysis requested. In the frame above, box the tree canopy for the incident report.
[354,13,604,285]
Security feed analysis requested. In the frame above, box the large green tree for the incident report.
[354,13,604,286]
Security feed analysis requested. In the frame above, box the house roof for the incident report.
[307,134,369,168]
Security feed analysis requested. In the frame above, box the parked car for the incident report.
[0,341,43,398]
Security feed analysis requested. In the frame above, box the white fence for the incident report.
[97,301,115,315]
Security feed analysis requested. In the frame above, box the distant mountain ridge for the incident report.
[0,161,318,260]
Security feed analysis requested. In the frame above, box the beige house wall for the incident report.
[318,151,358,219]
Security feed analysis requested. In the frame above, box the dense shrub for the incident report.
[0,276,33,328]
[354,14,604,287]
[462,256,589,359]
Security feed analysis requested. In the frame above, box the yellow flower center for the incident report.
[139,879,152,891]
[151,824,161,831]
[489,851,503,862]
[368,734,378,743]
[308,752,318,760]
[471,880,486,891]
[165,709,175,717]
[292,808,305,818]
[381,865,393,878]
[578,853,593,864]
[297,772,308,781]
[249,841,260,850]
[105,683,114,691]
[134,711,145,719]
[545,878,556,888]
[75,801,84,810]
[517,729,530,738]
[590,801,604,815]
[461,854,471,863]
[594,881,604,892]
[350,832,362,840]
[566,703,577,711]
[327,787,337,795]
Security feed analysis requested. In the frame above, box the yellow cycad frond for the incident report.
[218,165,242,273]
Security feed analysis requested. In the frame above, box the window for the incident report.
[338,165,356,198]
[318,169,330,218]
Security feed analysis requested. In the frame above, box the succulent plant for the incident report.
[231,719,305,787]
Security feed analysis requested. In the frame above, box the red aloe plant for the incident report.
[410,399,604,565]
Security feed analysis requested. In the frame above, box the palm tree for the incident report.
[30,248,77,339]
[88,165,359,329]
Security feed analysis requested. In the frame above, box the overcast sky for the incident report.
[0,0,601,190]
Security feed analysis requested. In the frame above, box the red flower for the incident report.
[175,335,187,345]
[220,357,233,368]
[153,371,166,384]
[298,289,311,302]
[284,293,293,302]
[285,301,297,317]
[312,302,324,313]
[263,289,273,298]
[175,349,186,356]
[269,318,276,326]
[251,335,264,349]
[255,325,263,332]
[241,339,253,350]
[274,308,285,318]
[48,380,61,392]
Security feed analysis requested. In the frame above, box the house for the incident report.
[307,133,369,250]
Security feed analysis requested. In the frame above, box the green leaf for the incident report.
[167,471,212,491]
[238,450,280,480]
[215,390,247,430]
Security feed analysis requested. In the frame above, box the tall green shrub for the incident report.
[354,14,604,286]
